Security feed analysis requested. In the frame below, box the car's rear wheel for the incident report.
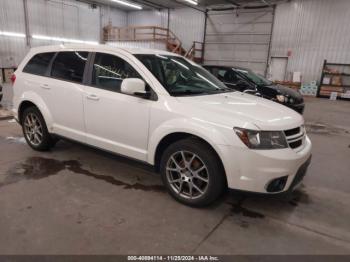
[22,106,56,151]
[160,137,226,207]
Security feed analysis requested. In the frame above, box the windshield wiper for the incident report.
[210,88,234,93]
[169,90,208,96]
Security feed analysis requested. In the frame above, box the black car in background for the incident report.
[0,84,3,103]
[203,65,305,114]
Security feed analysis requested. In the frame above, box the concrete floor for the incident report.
[0,83,350,254]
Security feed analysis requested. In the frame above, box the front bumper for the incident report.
[218,135,312,194]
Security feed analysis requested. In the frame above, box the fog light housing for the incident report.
[266,176,288,192]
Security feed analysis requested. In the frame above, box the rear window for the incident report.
[23,52,56,76]
[51,51,88,83]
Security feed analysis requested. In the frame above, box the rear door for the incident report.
[21,52,56,115]
[47,51,89,142]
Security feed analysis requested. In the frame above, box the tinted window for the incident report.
[51,52,88,83]
[235,68,272,86]
[211,67,241,84]
[92,53,141,92]
[23,52,56,76]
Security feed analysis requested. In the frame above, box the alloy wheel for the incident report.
[23,113,43,146]
[166,150,209,199]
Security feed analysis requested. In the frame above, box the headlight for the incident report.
[276,95,286,103]
[234,127,288,149]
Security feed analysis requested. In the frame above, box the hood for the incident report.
[264,84,304,103]
[176,92,304,131]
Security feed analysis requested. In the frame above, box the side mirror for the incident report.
[121,78,150,98]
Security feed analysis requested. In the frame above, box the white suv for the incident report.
[12,45,312,206]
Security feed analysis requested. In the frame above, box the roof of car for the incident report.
[29,44,179,57]
[204,65,250,71]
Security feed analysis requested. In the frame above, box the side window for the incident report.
[209,67,219,78]
[51,51,88,83]
[23,52,56,76]
[92,53,141,92]
[218,69,228,80]
[222,70,240,84]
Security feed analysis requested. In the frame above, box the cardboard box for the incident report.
[331,75,342,86]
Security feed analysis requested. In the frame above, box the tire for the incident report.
[160,137,226,207]
[22,106,56,151]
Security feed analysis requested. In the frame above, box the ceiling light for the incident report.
[32,34,98,45]
[183,0,198,5]
[0,31,26,38]
[111,0,142,9]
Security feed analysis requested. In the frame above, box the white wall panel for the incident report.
[270,0,350,83]
[101,5,127,28]
[169,8,205,51]
[127,10,167,27]
[204,8,274,75]
[125,8,204,53]
[0,0,27,68]
[28,0,100,46]
[0,0,127,67]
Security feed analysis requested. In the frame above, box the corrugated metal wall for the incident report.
[169,8,205,51]
[2,0,350,82]
[270,0,350,83]
[204,8,274,75]
[127,8,205,52]
[28,0,100,47]
[128,10,167,27]
[0,0,27,68]
[0,0,127,68]
[101,5,127,28]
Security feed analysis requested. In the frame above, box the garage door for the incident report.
[204,7,274,76]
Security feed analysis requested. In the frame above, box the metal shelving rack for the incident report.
[318,60,350,100]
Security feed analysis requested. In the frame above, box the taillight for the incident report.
[10,74,16,84]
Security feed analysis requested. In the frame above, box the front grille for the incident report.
[289,140,302,149]
[284,126,305,150]
[284,127,300,137]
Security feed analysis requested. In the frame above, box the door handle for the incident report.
[86,93,100,101]
[40,84,50,90]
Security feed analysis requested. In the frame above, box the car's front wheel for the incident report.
[22,106,56,151]
[160,137,226,207]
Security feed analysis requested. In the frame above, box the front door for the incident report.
[83,52,152,161]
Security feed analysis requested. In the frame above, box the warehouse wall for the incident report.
[28,0,100,47]
[204,8,274,76]
[169,8,205,51]
[270,0,350,83]
[0,0,127,68]
[0,0,27,68]
[127,8,205,52]
[101,5,127,28]
[128,10,167,28]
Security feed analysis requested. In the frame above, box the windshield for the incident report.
[235,68,272,86]
[135,54,230,96]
